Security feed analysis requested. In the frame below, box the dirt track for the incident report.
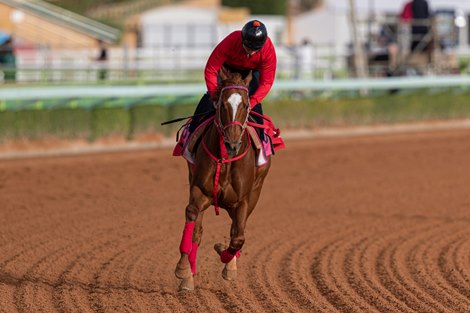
[1,129,469,312]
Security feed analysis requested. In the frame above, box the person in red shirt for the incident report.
[400,1,413,23]
[188,20,277,141]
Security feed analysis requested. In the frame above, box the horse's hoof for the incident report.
[214,243,227,255]
[178,275,195,291]
[222,267,237,281]
[175,265,192,279]
[222,257,237,280]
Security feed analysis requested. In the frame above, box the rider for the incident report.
[188,20,277,141]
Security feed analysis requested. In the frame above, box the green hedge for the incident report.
[0,108,90,140]
[1,90,470,142]
[265,90,470,129]
[0,103,195,142]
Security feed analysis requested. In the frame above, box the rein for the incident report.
[202,84,251,215]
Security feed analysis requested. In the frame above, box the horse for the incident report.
[174,66,271,291]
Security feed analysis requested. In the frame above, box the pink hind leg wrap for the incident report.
[220,249,241,264]
[179,221,195,254]
[188,242,199,274]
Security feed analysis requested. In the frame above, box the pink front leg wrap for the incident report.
[179,221,195,254]
[220,249,241,264]
[188,242,199,274]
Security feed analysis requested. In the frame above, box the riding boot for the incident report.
[251,103,265,142]
[188,93,215,134]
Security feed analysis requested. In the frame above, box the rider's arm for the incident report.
[204,32,237,101]
[249,38,277,108]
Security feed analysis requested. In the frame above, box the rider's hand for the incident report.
[209,91,218,102]
[209,93,218,107]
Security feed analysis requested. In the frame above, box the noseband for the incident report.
[214,85,250,142]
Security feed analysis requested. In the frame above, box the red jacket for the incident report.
[204,30,277,108]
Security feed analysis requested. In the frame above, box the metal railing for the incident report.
[86,0,179,21]
[2,44,346,84]
[0,0,120,42]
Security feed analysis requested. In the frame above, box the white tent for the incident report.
[140,6,219,48]
[139,1,285,49]
[137,1,287,71]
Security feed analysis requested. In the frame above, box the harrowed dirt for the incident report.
[0,128,469,312]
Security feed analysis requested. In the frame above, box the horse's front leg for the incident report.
[175,186,210,290]
[214,201,248,280]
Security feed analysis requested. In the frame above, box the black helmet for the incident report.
[241,20,268,51]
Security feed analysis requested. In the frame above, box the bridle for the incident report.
[202,84,252,215]
[214,85,251,144]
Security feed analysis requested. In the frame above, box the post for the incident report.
[348,0,368,79]
[286,0,300,46]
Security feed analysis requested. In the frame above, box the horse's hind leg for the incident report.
[214,242,238,280]
[215,162,269,281]
[214,202,248,280]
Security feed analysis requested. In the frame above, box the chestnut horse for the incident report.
[174,67,271,290]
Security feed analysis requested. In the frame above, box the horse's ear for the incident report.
[244,71,253,86]
[219,66,230,81]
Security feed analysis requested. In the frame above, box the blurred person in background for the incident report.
[371,27,398,76]
[188,20,277,141]
[399,0,413,61]
[401,0,413,23]
[410,0,431,52]
[295,38,315,80]
[0,34,17,82]
[96,39,108,81]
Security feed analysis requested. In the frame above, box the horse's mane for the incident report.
[213,71,244,101]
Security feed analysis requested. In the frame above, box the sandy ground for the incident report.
[0,128,469,312]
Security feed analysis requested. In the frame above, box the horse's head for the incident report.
[215,66,252,156]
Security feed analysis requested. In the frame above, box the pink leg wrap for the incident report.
[188,242,199,274]
[179,221,195,254]
[220,249,241,264]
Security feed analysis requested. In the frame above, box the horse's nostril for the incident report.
[233,142,242,150]
[225,142,241,154]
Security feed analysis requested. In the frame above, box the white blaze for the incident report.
[227,93,242,121]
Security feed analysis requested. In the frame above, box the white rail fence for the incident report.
[1,76,470,101]
[4,45,343,83]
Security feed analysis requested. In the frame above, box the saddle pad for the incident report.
[188,118,212,153]
[247,126,262,150]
